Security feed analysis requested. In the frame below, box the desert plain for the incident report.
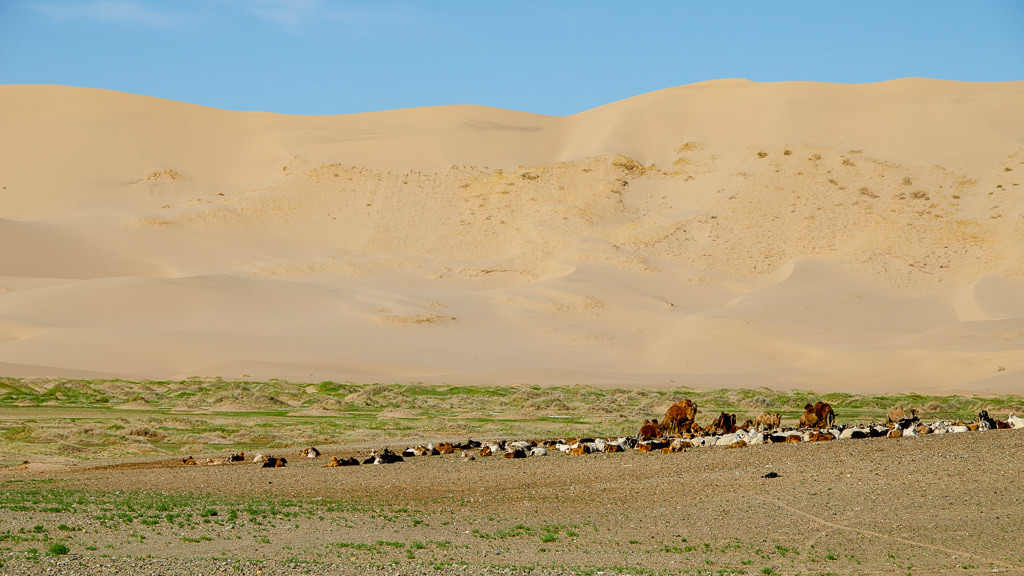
[1,79,1024,574]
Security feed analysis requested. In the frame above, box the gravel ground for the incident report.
[2,429,1023,576]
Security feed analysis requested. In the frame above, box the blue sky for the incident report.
[2,1,1022,116]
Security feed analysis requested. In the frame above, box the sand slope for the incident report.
[1,80,1023,393]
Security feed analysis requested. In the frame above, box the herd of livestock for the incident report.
[181,400,1024,467]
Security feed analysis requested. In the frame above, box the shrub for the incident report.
[47,543,70,556]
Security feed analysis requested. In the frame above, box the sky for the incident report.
[1,1,1022,117]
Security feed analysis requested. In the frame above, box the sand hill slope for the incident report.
[1,79,1023,393]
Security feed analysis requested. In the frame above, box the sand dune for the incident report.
[1,79,1022,393]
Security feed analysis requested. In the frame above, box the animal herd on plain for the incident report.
[180,400,1024,468]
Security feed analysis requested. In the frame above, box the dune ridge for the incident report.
[1,79,1022,393]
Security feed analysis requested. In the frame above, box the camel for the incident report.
[814,402,836,428]
[658,399,698,436]
[709,412,737,435]
[638,419,660,439]
[754,413,781,431]
[799,402,835,429]
[887,407,919,425]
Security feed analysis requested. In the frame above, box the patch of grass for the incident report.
[334,542,378,551]
[774,545,795,557]
[3,377,1023,461]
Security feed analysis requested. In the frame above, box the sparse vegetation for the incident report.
[2,378,1022,461]
[612,156,647,174]
[145,169,184,181]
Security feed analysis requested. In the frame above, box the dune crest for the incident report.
[1,80,1023,393]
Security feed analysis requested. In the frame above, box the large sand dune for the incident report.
[1,79,1022,393]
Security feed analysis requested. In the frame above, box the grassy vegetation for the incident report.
[0,477,1014,574]
[0,480,416,530]
[2,377,1022,462]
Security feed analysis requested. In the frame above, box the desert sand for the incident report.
[1,79,1023,393]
